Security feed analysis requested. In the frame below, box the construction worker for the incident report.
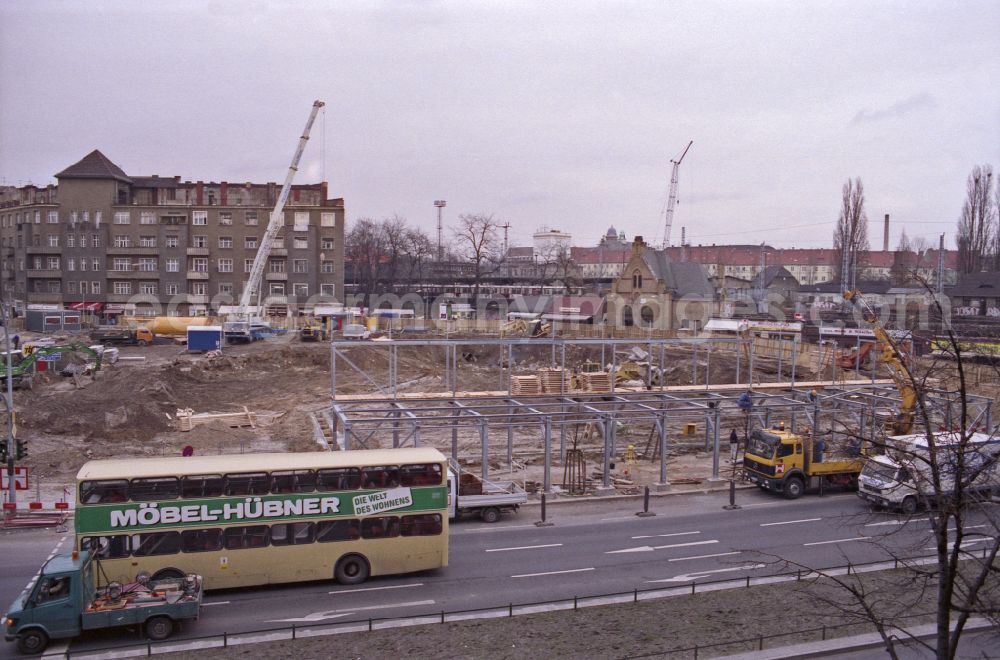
[729,429,739,462]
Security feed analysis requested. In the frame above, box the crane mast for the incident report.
[661,140,693,248]
[234,100,325,318]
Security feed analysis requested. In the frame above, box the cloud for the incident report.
[851,93,937,124]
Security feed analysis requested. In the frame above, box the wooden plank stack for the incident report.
[511,375,541,396]
[538,368,567,393]
[578,371,611,392]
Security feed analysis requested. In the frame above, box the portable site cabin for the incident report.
[188,325,223,352]
[25,308,83,333]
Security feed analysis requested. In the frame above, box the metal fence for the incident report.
[58,551,973,659]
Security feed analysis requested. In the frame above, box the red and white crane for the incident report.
[661,140,692,248]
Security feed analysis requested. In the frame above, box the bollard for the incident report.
[636,486,656,517]
[723,479,741,510]
[535,493,554,527]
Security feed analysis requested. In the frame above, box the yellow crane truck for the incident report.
[742,427,864,499]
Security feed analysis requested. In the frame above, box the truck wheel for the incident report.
[145,616,174,641]
[17,629,49,655]
[151,568,185,581]
[335,554,370,585]
[901,496,918,515]
[783,477,805,500]
[481,507,501,523]
[139,339,150,346]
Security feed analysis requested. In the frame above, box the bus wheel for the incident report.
[335,554,370,585]
[901,496,918,515]
[783,477,805,500]
[151,568,185,581]
[145,616,174,641]
[17,629,49,655]
[480,507,501,523]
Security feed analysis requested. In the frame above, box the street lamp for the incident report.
[434,200,446,262]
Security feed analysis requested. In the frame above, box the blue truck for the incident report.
[4,551,202,654]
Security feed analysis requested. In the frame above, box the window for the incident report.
[270,522,315,546]
[66,234,75,248]
[46,256,60,270]
[32,256,42,270]
[114,211,131,225]
[47,211,59,224]
[181,475,224,498]
[400,463,442,486]
[316,467,362,491]
[293,259,307,273]
[245,211,258,225]
[269,283,285,295]
[113,257,131,271]
[92,234,100,247]
[245,237,258,249]
[113,281,132,295]
[91,281,101,294]
[321,238,334,250]
[140,211,156,225]
[166,236,179,248]
[320,212,335,228]
[140,282,158,295]
[166,258,179,272]
[632,270,642,289]
[46,280,61,293]
[34,211,41,224]
[293,212,309,231]
[320,284,336,296]
[138,258,157,271]
[362,466,400,489]
[218,236,233,248]
[269,259,285,273]
[193,235,207,248]
[316,519,360,543]
[192,257,208,272]
[321,261,335,273]
[67,258,76,272]
[223,526,269,550]
[92,258,101,271]
[191,282,207,295]
[361,516,400,539]
[132,532,181,557]
[224,472,269,496]
[79,234,87,248]
[217,258,233,273]
[271,237,284,249]
[270,470,317,493]
[400,513,443,537]
[80,480,130,504]
[48,235,59,247]
[166,283,180,295]
[292,283,308,297]
[80,259,88,272]
[293,236,308,249]
[181,529,223,553]
[219,212,232,225]
[218,282,233,295]
[129,478,179,501]
[192,211,207,226]
[244,259,254,273]
[114,235,131,248]
[81,535,129,560]
[139,236,156,247]
[67,281,78,294]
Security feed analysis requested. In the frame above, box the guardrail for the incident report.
[57,550,984,659]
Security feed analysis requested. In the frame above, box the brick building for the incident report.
[0,150,345,317]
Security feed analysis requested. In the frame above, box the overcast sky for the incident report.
[1,1,997,250]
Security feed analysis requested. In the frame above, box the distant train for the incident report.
[930,337,1000,362]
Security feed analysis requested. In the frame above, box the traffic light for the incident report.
[15,439,26,460]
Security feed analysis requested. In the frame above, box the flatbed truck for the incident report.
[743,427,864,499]
[4,551,202,654]
[447,462,527,522]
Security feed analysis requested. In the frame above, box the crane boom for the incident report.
[235,100,325,317]
[662,140,692,248]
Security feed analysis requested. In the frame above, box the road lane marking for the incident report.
[803,536,868,546]
[330,583,424,595]
[864,520,907,527]
[760,518,822,527]
[486,543,563,553]
[608,540,717,554]
[268,599,435,622]
[463,524,540,533]
[512,567,594,578]
[648,563,767,583]
[201,601,231,607]
[668,551,741,562]
[41,641,69,657]
[925,536,994,551]
[632,531,700,539]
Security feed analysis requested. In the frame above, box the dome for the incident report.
[606,226,617,237]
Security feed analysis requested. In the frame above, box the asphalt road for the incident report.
[1,487,995,658]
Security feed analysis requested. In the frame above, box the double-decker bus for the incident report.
[74,448,448,589]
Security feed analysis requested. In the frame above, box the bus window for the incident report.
[131,532,181,557]
[224,473,269,496]
[271,470,317,494]
[317,468,361,491]
[362,516,400,539]
[80,480,129,504]
[130,477,180,501]
[316,519,360,542]
[181,529,223,553]
[400,464,442,487]
[400,514,443,536]
[181,475,224,498]
[223,525,270,550]
[270,522,315,546]
[81,535,130,559]
[361,466,400,489]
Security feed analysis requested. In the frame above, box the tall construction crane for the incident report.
[224,100,325,342]
[661,140,693,248]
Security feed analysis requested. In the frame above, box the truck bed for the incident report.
[809,458,864,474]
[81,578,202,631]
[460,481,527,508]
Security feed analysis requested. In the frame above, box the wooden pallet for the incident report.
[176,407,257,432]
[579,371,611,392]
[538,368,567,393]
[511,375,541,396]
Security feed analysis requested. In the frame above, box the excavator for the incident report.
[501,319,551,338]
[1,343,102,390]
[836,341,875,370]
[843,290,916,435]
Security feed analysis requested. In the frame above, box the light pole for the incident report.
[3,301,15,507]
[434,200,446,262]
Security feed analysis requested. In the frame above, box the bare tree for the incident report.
[833,177,870,293]
[452,213,502,300]
[345,217,386,301]
[956,165,995,274]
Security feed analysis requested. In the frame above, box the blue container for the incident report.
[188,325,223,352]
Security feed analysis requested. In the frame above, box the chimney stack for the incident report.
[883,214,890,252]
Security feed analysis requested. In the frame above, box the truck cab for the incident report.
[743,427,863,499]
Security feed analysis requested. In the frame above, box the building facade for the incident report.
[0,150,345,317]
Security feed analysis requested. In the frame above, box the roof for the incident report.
[76,447,446,481]
[548,294,605,317]
[641,250,715,297]
[947,272,1000,298]
[760,265,799,288]
[131,175,180,189]
[798,280,892,295]
[55,150,131,183]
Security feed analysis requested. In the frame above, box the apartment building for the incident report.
[0,150,345,317]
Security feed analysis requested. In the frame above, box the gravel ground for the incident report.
[159,567,993,660]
